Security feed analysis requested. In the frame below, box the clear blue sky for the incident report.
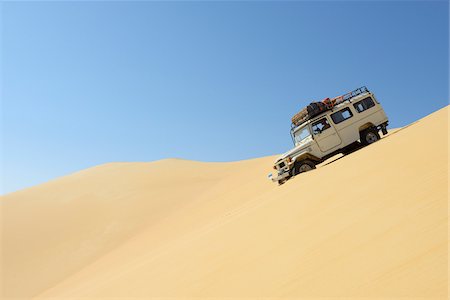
[1,1,448,194]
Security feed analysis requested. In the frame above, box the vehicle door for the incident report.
[311,116,342,152]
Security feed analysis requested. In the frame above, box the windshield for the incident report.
[292,125,311,145]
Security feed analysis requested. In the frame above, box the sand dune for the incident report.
[1,107,448,299]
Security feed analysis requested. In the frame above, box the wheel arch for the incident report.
[358,122,375,133]
[292,153,321,164]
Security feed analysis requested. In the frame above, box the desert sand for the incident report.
[1,107,448,299]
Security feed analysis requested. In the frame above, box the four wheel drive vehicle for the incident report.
[269,86,389,185]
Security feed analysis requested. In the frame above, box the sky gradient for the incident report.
[1,1,449,194]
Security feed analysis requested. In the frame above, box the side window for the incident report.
[331,108,353,124]
[312,118,331,134]
[353,97,375,113]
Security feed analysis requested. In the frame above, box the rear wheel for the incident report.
[293,160,316,175]
[361,129,380,146]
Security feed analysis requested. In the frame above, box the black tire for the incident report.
[293,159,316,175]
[360,128,380,146]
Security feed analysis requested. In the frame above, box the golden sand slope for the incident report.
[1,107,448,299]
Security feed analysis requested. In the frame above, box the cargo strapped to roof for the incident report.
[291,86,369,127]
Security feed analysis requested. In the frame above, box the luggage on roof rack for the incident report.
[291,101,328,127]
[291,86,370,127]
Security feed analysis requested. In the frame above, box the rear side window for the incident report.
[353,97,375,113]
[331,108,353,124]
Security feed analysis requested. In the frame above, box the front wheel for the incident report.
[361,129,380,146]
[293,160,316,175]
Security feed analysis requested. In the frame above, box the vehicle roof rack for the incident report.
[332,86,369,103]
[290,86,370,129]
[322,86,370,110]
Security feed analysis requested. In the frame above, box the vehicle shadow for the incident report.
[320,144,363,167]
[320,131,398,168]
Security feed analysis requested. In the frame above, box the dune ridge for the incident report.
[1,106,448,299]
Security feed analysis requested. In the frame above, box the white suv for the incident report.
[270,87,388,184]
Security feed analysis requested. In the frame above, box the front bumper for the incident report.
[269,169,290,182]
